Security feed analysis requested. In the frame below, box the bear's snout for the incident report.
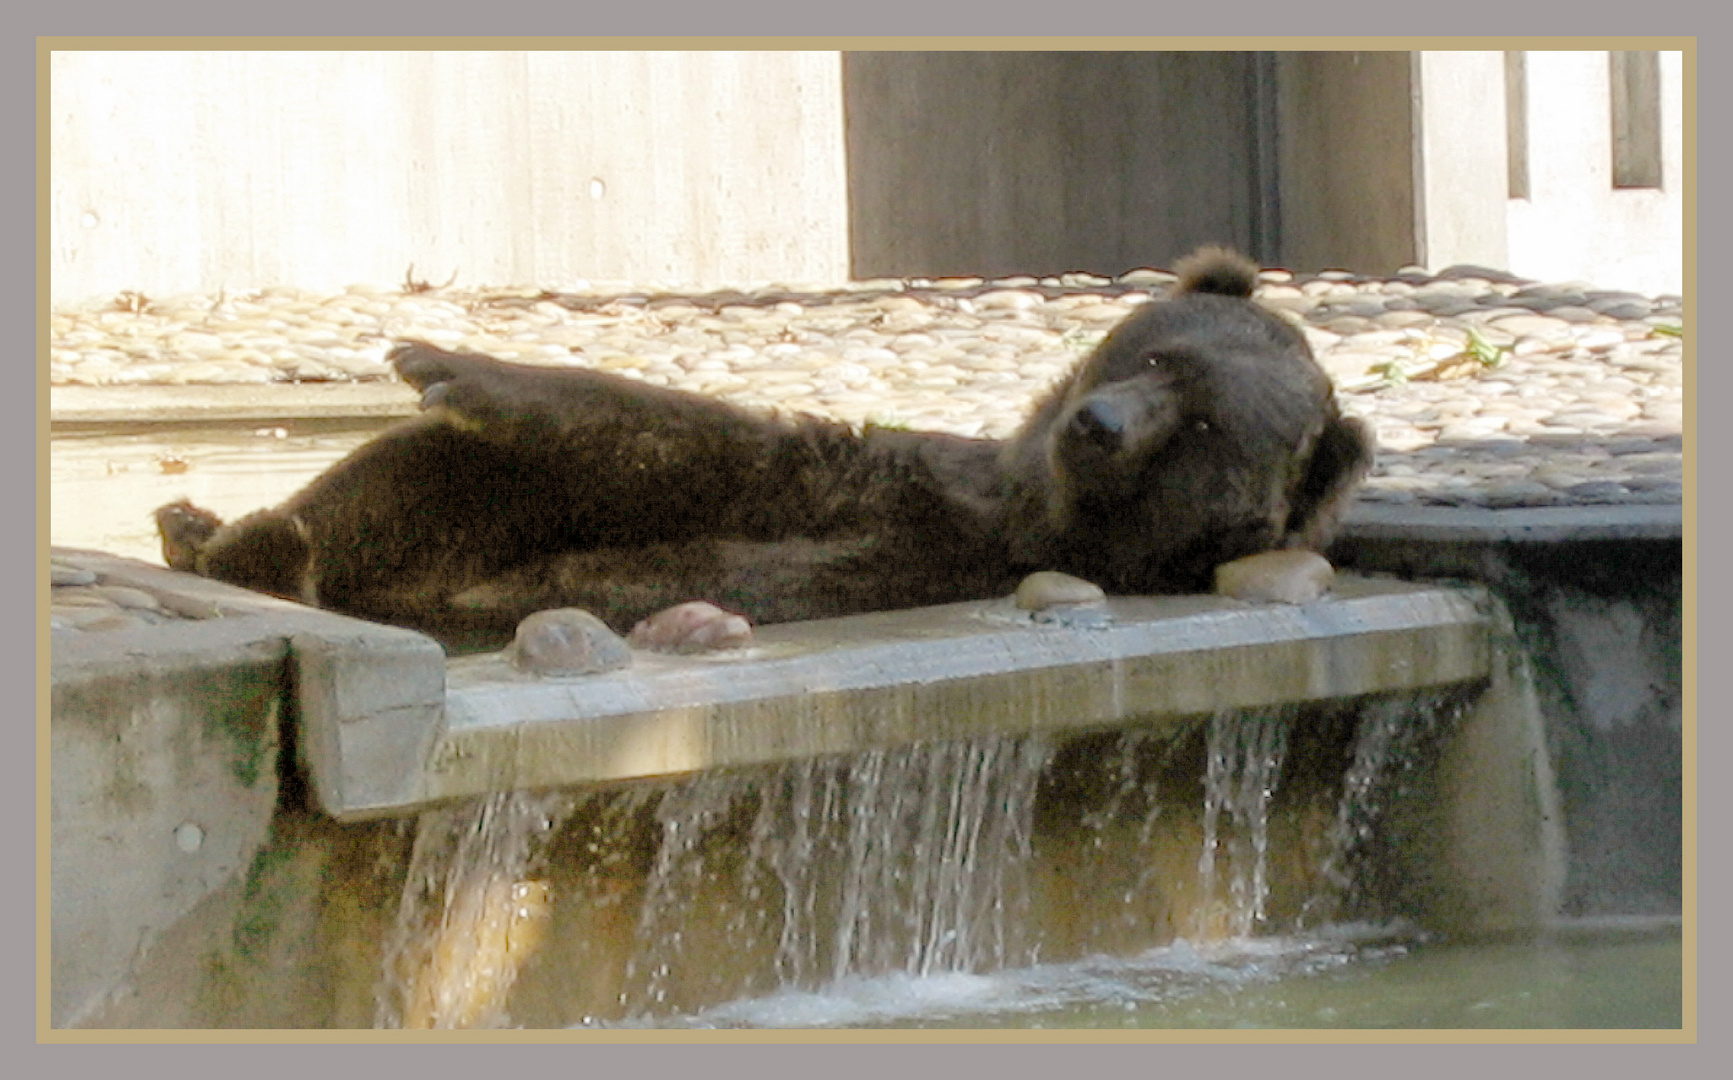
[1074,397,1129,446]
[1061,373,1184,466]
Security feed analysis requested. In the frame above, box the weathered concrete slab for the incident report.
[400,576,1494,818]
[291,629,446,820]
[48,548,444,1027]
[50,633,284,1029]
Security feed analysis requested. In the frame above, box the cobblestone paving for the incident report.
[51,263,1686,511]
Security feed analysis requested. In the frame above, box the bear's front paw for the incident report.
[628,601,754,654]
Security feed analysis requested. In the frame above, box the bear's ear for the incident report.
[1173,246,1260,299]
[1284,415,1376,551]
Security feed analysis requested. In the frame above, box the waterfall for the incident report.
[621,733,1052,1015]
[373,690,1471,1027]
[1197,706,1294,939]
[374,790,576,1028]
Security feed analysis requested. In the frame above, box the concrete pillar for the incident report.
[1432,615,1568,934]
[1413,51,1511,272]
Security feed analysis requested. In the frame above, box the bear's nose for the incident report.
[1073,397,1126,446]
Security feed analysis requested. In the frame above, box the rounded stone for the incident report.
[1574,327,1628,352]
[1477,480,1563,508]
[1117,268,1176,286]
[1322,315,1373,335]
[1374,309,1434,329]
[1214,549,1334,605]
[975,289,1042,311]
[1417,298,1483,318]
[627,601,754,653]
[1013,570,1106,611]
[508,608,632,676]
[1589,299,1652,319]
[93,585,164,611]
[1323,296,1378,318]
[1623,480,1682,500]
[52,562,97,586]
[1489,313,1576,340]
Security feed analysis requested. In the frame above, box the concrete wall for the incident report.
[48,51,850,303]
[48,549,445,1028]
[51,637,284,1028]
[1414,51,1512,273]
[1505,50,1685,296]
[53,540,1676,1026]
[842,52,1262,279]
[1329,531,1683,917]
[49,48,1683,304]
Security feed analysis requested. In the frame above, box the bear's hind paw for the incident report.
[155,499,223,571]
[389,340,468,391]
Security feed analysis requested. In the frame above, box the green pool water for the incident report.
[615,922,1683,1031]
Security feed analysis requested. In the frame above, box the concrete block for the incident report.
[50,628,286,1028]
[292,628,447,821]
[1432,604,1569,933]
[48,548,449,1022]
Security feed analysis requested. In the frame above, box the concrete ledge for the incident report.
[405,576,1494,816]
[49,382,420,426]
[1341,502,1683,543]
[50,553,1500,828]
[291,629,446,820]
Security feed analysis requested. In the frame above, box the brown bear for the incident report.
[156,248,1373,654]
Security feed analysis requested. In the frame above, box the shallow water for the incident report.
[599,922,1682,1030]
[48,420,381,564]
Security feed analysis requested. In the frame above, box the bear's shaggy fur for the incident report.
[157,248,1373,653]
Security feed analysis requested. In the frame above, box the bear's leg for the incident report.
[388,341,853,543]
[154,500,314,603]
[389,340,767,450]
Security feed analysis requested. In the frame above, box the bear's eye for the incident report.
[1194,419,1211,433]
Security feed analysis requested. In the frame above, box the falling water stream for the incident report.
[354,689,1686,1031]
